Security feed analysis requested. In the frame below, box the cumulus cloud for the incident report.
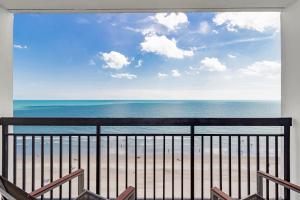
[14,44,28,49]
[111,73,137,80]
[200,57,227,72]
[228,54,236,59]
[135,60,143,68]
[100,51,130,70]
[125,26,159,36]
[171,69,181,77]
[198,21,211,34]
[153,13,188,31]
[140,34,194,59]
[157,73,168,79]
[239,60,280,79]
[213,12,280,32]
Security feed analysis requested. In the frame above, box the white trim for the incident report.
[0,0,296,13]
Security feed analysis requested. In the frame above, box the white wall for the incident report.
[0,7,13,118]
[0,7,13,176]
[282,0,300,197]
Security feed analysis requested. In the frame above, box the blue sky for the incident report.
[13,12,281,100]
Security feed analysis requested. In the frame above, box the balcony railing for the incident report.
[0,117,292,199]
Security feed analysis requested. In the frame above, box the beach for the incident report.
[14,152,283,199]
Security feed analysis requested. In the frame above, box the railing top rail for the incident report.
[0,117,292,126]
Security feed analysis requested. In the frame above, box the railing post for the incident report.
[284,125,290,200]
[191,125,195,200]
[1,123,8,178]
[96,125,101,195]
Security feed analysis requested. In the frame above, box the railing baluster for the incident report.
[22,135,26,191]
[50,136,53,199]
[219,135,222,190]
[228,136,232,197]
[1,124,9,179]
[182,135,185,200]
[107,136,110,199]
[275,136,279,200]
[135,136,137,200]
[163,135,165,200]
[116,136,119,197]
[96,125,101,195]
[144,136,146,200]
[69,135,72,200]
[32,136,35,191]
[87,136,90,190]
[13,135,17,185]
[126,136,128,189]
[191,126,195,200]
[172,135,175,200]
[201,136,204,200]
[266,136,269,200]
[247,136,250,195]
[154,136,156,200]
[78,135,81,169]
[238,136,241,199]
[257,136,260,172]
[284,126,291,200]
[210,136,213,191]
[41,136,44,200]
[59,136,63,200]
[106,136,110,199]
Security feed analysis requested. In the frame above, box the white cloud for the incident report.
[239,60,280,79]
[100,51,130,70]
[111,73,137,80]
[171,69,181,77]
[125,26,159,36]
[135,60,143,68]
[140,34,194,59]
[14,44,28,49]
[228,54,236,59]
[213,12,280,32]
[88,59,96,66]
[153,13,188,31]
[157,73,168,79]
[200,57,227,72]
[198,21,211,34]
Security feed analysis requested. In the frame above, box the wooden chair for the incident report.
[0,169,135,200]
[211,171,300,200]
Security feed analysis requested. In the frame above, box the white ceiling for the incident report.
[0,0,297,13]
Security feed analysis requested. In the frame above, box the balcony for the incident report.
[0,117,292,199]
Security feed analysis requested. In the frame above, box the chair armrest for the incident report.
[116,186,135,200]
[257,171,300,193]
[211,187,233,200]
[30,169,84,198]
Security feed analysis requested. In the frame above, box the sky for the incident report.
[13,12,281,100]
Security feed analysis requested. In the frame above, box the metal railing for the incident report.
[0,117,292,199]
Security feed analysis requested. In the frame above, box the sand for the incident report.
[12,152,284,199]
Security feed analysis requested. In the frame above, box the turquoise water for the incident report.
[13,100,281,134]
[14,100,280,118]
[13,100,281,155]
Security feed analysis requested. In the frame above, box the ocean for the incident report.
[13,100,281,155]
